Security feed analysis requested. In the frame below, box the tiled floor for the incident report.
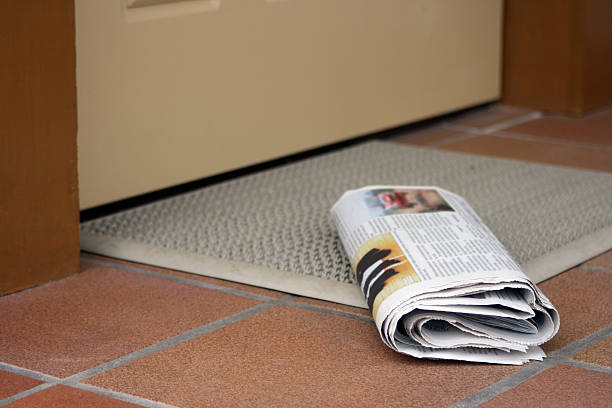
[1,105,611,407]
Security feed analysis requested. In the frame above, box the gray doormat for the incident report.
[80,141,612,308]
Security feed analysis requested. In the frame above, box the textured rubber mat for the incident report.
[81,141,612,306]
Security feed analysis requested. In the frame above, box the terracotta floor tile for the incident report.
[538,269,612,353]
[480,364,612,408]
[81,253,286,299]
[86,306,519,408]
[438,135,612,172]
[390,126,468,146]
[504,108,612,146]
[571,336,612,369]
[5,385,140,407]
[0,371,42,400]
[584,250,612,270]
[292,297,372,318]
[0,262,260,377]
[449,105,537,130]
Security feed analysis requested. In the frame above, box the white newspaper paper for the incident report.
[331,186,560,365]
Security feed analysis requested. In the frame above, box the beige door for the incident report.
[76,0,502,209]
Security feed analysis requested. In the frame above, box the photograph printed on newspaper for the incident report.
[331,186,560,365]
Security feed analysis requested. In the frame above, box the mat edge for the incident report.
[80,231,368,308]
[522,224,612,283]
[80,224,612,308]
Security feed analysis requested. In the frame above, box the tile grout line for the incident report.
[282,299,373,322]
[426,132,479,147]
[81,256,276,302]
[442,111,542,135]
[0,296,294,407]
[563,359,612,374]
[1,298,609,406]
[71,383,178,408]
[492,130,612,152]
[442,122,496,134]
[64,296,296,383]
[0,362,62,383]
[578,264,612,274]
[449,325,612,408]
[0,382,176,408]
[478,111,543,134]
[82,255,375,321]
[0,383,56,407]
[0,293,375,407]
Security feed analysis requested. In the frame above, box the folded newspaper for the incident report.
[331,186,560,365]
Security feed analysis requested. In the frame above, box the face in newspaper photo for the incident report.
[364,188,454,217]
[353,232,420,317]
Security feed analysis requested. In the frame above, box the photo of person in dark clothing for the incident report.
[352,232,420,315]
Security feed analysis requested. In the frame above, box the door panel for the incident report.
[76,0,502,208]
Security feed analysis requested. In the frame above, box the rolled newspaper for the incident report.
[331,186,560,365]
